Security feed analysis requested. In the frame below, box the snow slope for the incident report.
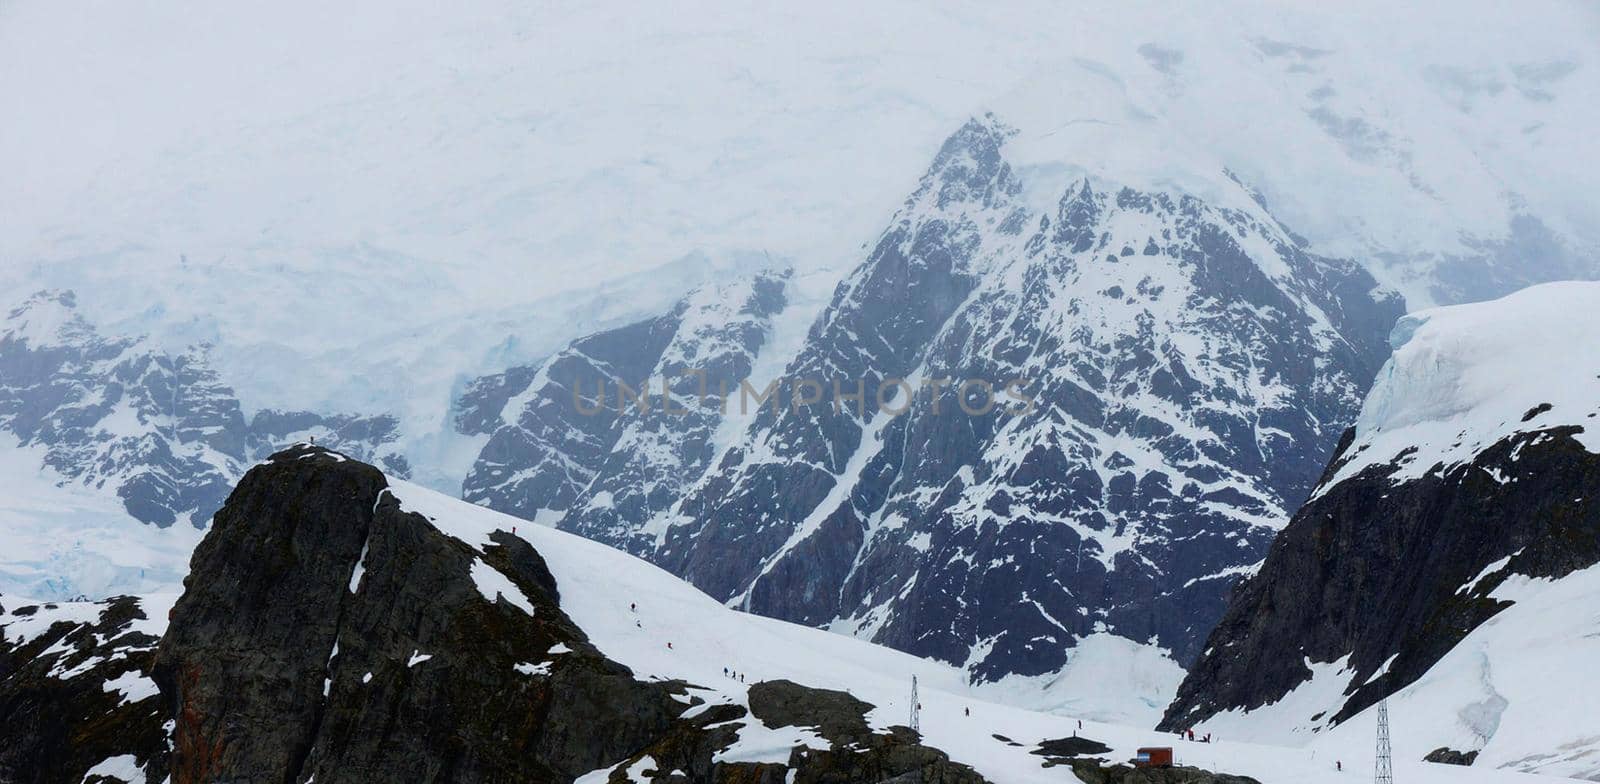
[1321,281,1600,492]
[972,633,1187,728]
[387,479,1559,784]
[1192,563,1600,781]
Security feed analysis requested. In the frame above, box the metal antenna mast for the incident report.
[909,675,921,733]
[1374,699,1394,784]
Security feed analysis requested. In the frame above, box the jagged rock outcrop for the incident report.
[747,679,988,784]
[1424,748,1478,766]
[0,595,170,784]
[153,444,683,782]
[1031,735,1113,763]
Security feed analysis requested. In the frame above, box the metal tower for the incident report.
[909,675,921,733]
[1375,699,1394,784]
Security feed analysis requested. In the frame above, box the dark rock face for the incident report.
[1064,760,1260,784]
[1032,735,1113,762]
[0,595,170,784]
[0,290,408,532]
[153,445,386,780]
[1162,425,1600,730]
[1424,747,1479,766]
[746,679,874,741]
[461,115,1401,680]
[153,444,681,783]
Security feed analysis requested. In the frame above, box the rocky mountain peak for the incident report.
[458,115,1406,700]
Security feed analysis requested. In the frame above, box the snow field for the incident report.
[391,480,1564,784]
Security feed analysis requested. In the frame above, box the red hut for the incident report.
[1134,747,1174,768]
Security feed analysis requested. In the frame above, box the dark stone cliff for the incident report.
[0,595,169,784]
[1162,424,1600,730]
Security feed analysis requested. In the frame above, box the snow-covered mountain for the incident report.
[1163,282,1600,780]
[0,252,791,602]
[0,446,1569,783]
[461,268,792,541]
[0,291,407,597]
[4,1,1595,515]
[464,115,1404,692]
[4,1,1596,432]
